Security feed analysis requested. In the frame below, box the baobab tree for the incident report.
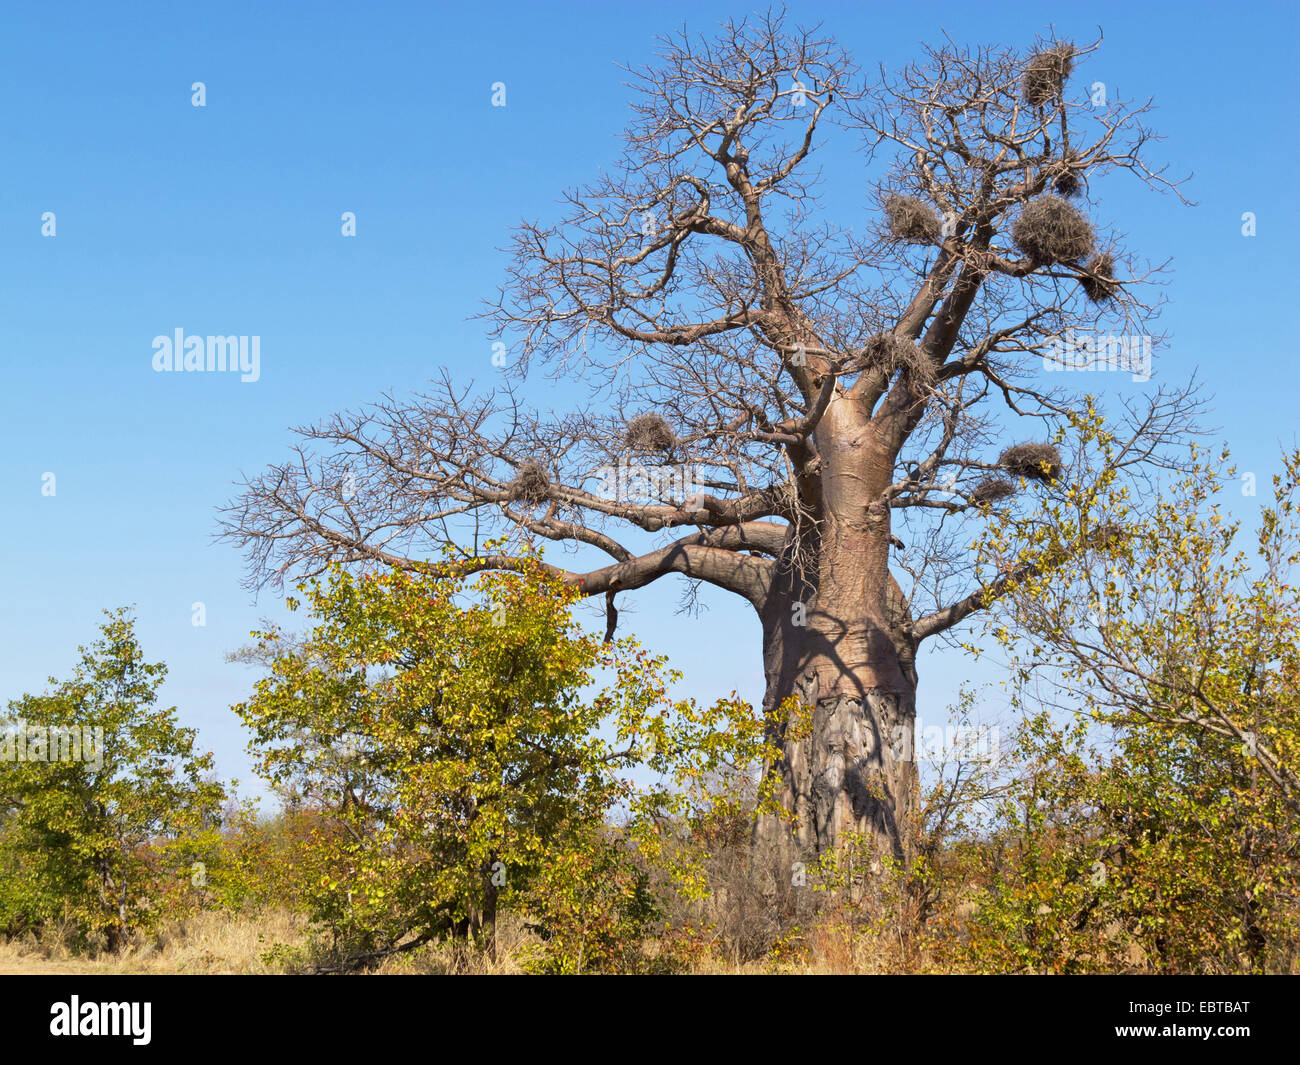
[223,12,1198,863]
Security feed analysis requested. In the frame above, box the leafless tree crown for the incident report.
[222,11,1197,643]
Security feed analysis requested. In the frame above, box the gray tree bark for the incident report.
[753,393,919,860]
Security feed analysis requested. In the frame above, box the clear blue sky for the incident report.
[2,0,1296,797]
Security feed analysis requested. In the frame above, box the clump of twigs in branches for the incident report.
[970,477,1018,506]
[624,412,676,452]
[883,193,942,245]
[1053,150,1085,198]
[998,442,1062,483]
[1022,43,1075,106]
[1011,195,1095,265]
[1079,251,1119,304]
[508,461,550,503]
[1054,170,1082,197]
[863,331,935,389]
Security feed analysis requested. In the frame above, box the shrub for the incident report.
[0,609,224,951]
[234,553,765,970]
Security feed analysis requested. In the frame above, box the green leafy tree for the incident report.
[234,555,766,970]
[963,437,1300,972]
[0,609,224,950]
[966,708,1300,973]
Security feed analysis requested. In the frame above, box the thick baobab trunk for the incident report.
[755,395,920,863]
[755,567,920,863]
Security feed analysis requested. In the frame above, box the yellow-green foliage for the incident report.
[0,609,224,950]
[12,427,1299,976]
[961,430,1300,973]
[233,549,769,970]
[964,710,1300,973]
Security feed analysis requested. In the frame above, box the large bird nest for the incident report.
[863,332,934,389]
[1052,149,1085,198]
[998,442,1063,483]
[1022,44,1075,106]
[624,412,676,452]
[1079,251,1119,304]
[508,461,551,504]
[1011,195,1095,265]
[883,194,942,245]
[970,477,1018,506]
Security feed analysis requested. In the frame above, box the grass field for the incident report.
[0,911,310,975]
[0,910,881,974]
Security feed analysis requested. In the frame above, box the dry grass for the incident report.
[0,911,551,976]
[0,908,923,975]
[0,909,309,975]
[372,918,538,974]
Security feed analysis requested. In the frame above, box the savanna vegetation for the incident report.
[3,436,1298,973]
[4,15,1295,975]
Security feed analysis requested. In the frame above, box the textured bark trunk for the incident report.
[481,867,499,962]
[755,587,919,862]
[97,854,127,953]
[754,394,920,862]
